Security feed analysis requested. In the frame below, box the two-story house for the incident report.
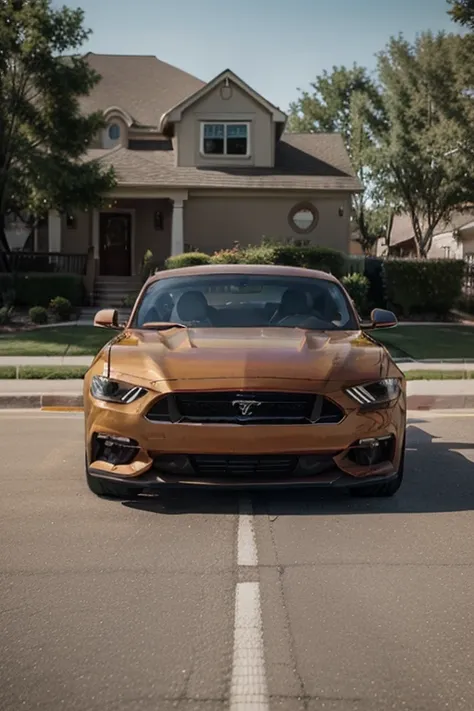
[34,54,361,305]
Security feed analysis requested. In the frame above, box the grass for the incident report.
[0,366,87,379]
[0,326,111,356]
[404,370,473,380]
[375,325,474,360]
[0,323,473,361]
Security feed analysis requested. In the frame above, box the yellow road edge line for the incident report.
[41,406,84,413]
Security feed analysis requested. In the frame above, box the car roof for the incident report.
[146,263,340,285]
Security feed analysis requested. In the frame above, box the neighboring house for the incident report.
[376,211,474,259]
[31,54,361,305]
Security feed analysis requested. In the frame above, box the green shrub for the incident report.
[49,296,72,322]
[342,273,370,315]
[0,274,84,307]
[0,306,14,325]
[211,244,244,264]
[141,249,159,282]
[272,246,346,277]
[29,306,48,325]
[165,252,211,270]
[240,244,278,264]
[384,259,465,318]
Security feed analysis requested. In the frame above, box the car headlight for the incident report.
[345,378,401,409]
[90,375,147,404]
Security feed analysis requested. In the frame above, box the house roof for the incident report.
[80,54,205,127]
[389,209,474,245]
[159,69,287,132]
[86,133,362,192]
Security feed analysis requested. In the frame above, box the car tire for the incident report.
[85,456,142,499]
[350,435,405,499]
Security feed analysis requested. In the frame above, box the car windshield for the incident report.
[133,273,358,330]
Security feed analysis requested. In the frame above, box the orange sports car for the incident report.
[83,264,406,499]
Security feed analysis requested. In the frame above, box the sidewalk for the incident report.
[1,378,474,410]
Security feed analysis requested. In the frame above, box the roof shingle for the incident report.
[80,54,205,127]
[86,133,361,192]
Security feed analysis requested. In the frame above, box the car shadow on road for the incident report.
[122,424,474,516]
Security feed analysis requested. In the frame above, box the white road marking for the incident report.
[230,582,269,711]
[238,498,258,567]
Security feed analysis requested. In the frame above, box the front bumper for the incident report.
[85,391,406,490]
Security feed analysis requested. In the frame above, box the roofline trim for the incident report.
[159,69,287,132]
[103,106,134,127]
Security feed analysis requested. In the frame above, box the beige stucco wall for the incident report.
[183,194,351,254]
[176,81,274,168]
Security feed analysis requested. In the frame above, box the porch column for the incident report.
[170,198,184,255]
[92,208,100,260]
[48,210,62,252]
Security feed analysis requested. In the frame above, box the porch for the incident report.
[6,191,188,306]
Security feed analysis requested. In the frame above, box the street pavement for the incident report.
[1,411,474,711]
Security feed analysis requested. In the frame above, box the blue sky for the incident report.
[69,0,459,112]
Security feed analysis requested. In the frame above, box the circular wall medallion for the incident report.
[288,203,319,234]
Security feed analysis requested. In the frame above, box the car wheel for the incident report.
[350,435,405,499]
[85,455,142,499]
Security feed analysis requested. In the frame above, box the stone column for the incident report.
[48,210,62,252]
[170,198,184,256]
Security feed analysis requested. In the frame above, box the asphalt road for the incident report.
[1,411,474,711]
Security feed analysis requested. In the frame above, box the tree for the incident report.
[287,65,389,254]
[448,0,474,28]
[0,0,116,255]
[373,31,474,257]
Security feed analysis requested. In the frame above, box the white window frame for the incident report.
[200,122,251,158]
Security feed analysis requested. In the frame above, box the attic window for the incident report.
[201,122,249,157]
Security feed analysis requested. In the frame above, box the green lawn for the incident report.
[0,326,112,357]
[0,323,473,360]
[375,325,474,360]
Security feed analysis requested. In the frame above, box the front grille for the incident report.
[191,455,298,477]
[146,391,344,425]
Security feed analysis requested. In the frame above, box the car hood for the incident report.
[101,327,392,391]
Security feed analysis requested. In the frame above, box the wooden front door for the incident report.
[99,213,131,276]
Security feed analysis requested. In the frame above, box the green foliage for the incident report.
[341,273,370,315]
[383,259,465,317]
[0,0,116,250]
[169,244,346,277]
[141,250,159,282]
[448,0,474,28]
[287,65,388,253]
[121,292,139,307]
[29,306,48,325]
[210,244,244,264]
[0,274,84,307]
[373,32,474,256]
[48,296,72,321]
[19,365,87,379]
[165,252,212,269]
[271,246,346,277]
[0,306,14,325]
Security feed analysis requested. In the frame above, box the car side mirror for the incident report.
[363,308,398,330]
[93,308,120,329]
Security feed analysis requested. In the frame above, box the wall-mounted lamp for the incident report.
[154,211,163,231]
[338,206,345,217]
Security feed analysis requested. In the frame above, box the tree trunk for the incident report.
[0,213,12,272]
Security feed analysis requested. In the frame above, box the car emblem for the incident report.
[232,399,261,416]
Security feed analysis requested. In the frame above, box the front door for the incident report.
[99,213,131,276]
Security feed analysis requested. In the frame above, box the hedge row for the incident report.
[164,248,466,318]
[383,259,465,318]
[165,245,347,278]
[0,273,85,308]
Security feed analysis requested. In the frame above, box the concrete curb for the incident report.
[0,394,83,409]
[0,393,473,411]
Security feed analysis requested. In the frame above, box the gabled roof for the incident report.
[80,53,205,128]
[159,69,287,133]
[389,209,474,246]
[86,133,361,192]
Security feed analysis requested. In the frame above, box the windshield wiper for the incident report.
[140,322,186,330]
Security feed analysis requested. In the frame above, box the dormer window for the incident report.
[201,122,249,157]
[108,123,121,141]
